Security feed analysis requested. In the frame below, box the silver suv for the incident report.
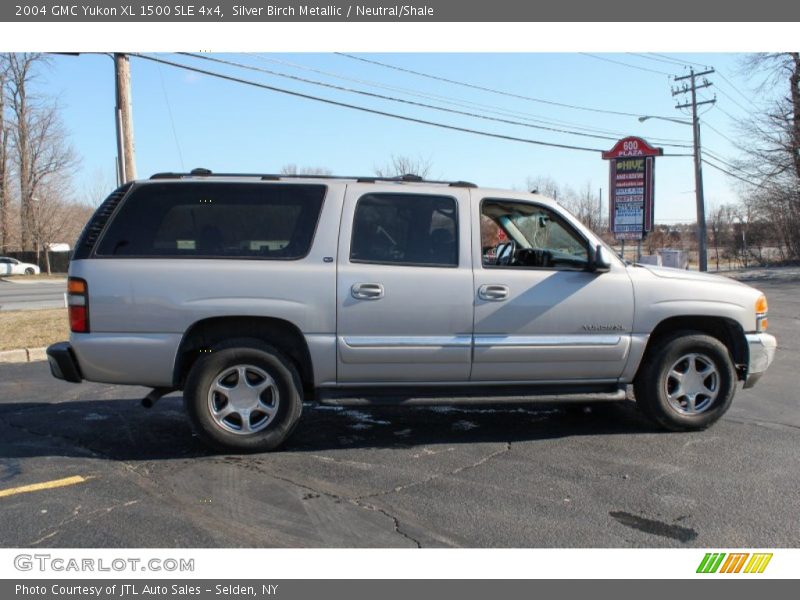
[47,170,777,452]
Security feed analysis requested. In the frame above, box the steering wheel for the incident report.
[495,240,517,266]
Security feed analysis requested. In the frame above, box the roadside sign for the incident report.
[601,137,663,241]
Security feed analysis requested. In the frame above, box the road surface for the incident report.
[0,279,67,311]
[0,278,796,548]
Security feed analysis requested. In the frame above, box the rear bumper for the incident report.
[744,333,777,389]
[46,342,83,383]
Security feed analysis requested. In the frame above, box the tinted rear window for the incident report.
[350,193,458,267]
[95,182,326,259]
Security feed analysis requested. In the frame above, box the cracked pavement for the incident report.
[0,279,798,548]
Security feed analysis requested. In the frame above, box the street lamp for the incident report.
[638,116,691,126]
[638,114,709,272]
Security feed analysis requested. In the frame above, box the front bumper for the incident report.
[46,342,83,383]
[744,333,777,389]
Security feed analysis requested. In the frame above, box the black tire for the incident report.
[24,267,35,275]
[183,339,303,452]
[634,331,736,431]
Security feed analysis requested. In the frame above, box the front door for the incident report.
[471,195,635,383]
[336,184,474,384]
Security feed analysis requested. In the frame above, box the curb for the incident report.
[0,347,48,364]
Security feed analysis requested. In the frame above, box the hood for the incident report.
[632,264,750,287]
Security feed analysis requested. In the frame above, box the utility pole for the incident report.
[114,53,136,184]
[673,68,715,272]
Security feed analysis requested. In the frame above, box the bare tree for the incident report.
[707,203,731,271]
[525,175,561,200]
[279,164,333,176]
[0,60,9,253]
[30,180,92,274]
[734,53,800,260]
[3,53,78,252]
[565,181,603,232]
[83,167,117,206]
[525,176,605,233]
[373,154,433,178]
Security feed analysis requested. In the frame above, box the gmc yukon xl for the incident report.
[47,171,777,452]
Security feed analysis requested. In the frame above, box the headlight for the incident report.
[755,295,768,332]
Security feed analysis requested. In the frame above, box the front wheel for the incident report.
[183,340,303,452]
[634,332,737,431]
[24,267,35,275]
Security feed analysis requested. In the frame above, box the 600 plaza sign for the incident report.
[602,137,663,241]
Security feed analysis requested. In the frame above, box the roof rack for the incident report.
[149,168,477,188]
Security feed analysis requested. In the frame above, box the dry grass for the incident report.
[0,308,69,351]
[1,274,67,281]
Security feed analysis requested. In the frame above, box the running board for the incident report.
[317,386,628,407]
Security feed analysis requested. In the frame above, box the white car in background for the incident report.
[0,257,41,275]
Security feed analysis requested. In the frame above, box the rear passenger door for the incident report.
[336,185,473,384]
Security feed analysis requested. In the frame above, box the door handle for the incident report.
[351,283,384,300]
[478,284,509,301]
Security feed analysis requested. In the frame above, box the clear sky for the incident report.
[37,52,761,222]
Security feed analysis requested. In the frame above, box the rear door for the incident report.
[336,184,473,384]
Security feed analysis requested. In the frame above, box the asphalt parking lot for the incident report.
[0,278,797,548]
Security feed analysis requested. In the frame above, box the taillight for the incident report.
[68,277,89,333]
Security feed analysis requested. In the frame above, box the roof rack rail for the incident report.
[148,169,476,188]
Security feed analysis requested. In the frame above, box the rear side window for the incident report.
[95,182,325,259]
[350,193,458,267]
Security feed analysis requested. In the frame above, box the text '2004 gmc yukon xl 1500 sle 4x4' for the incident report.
[47,170,777,452]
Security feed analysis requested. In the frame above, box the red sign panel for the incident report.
[602,136,664,160]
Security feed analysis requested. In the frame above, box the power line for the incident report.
[717,71,760,110]
[335,52,676,119]
[156,62,185,171]
[703,148,751,175]
[716,86,753,114]
[627,53,689,67]
[701,119,741,147]
[182,52,692,147]
[703,150,740,170]
[580,53,672,76]
[702,158,761,187]
[703,150,764,180]
[715,105,741,122]
[133,53,608,153]
[253,54,691,144]
[649,53,710,69]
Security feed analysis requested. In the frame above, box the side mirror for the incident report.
[589,244,611,273]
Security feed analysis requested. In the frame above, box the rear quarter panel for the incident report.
[68,184,344,386]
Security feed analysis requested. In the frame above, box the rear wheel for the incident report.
[634,332,736,431]
[184,339,303,452]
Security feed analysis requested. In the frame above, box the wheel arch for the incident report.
[636,315,748,382]
[173,316,315,395]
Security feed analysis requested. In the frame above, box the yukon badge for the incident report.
[582,324,625,331]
